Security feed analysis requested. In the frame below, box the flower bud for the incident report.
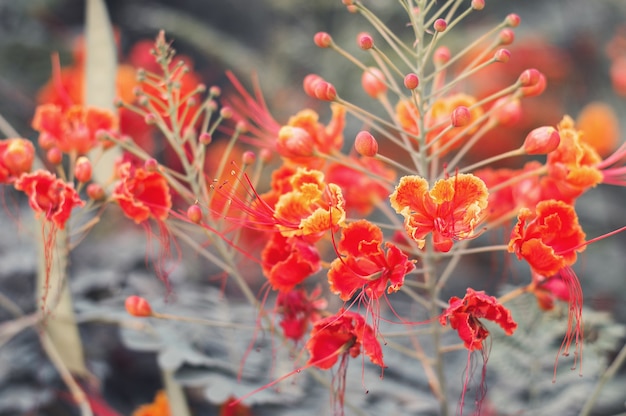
[403,73,419,90]
[144,113,157,125]
[314,32,332,48]
[125,295,153,317]
[47,147,62,165]
[259,148,273,163]
[277,126,315,157]
[242,150,256,165]
[361,67,387,98]
[499,29,515,45]
[86,183,105,201]
[471,0,485,10]
[144,158,159,172]
[357,32,374,50]
[506,13,521,27]
[519,69,547,97]
[3,138,34,176]
[433,46,451,66]
[494,48,511,63]
[220,106,233,119]
[199,132,212,145]
[314,81,337,101]
[303,74,324,98]
[434,19,447,32]
[354,131,378,157]
[523,126,560,155]
[209,85,221,97]
[451,106,471,127]
[74,157,92,183]
[187,204,203,224]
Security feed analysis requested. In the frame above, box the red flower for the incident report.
[327,220,414,301]
[508,199,586,276]
[112,163,172,224]
[390,173,488,252]
[14,170,84,229]
[261,233,321,292]
[440,288,517,351]
[0,138,35,183]
[276,287,327,342]
[306,309,383,370]
[32,104,117,155]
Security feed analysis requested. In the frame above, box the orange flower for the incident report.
[14,170,84,229]
[0,138,35,183]
[540,116,603,203]
[389,173,488,252]
[32,104,118,155]
[112,163,172,224]
[508,200,586,276]
[273,168,346,240]
[440,288,517,351]
[132,390,170,416]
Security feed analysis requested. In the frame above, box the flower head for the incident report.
[508,199,586,276]
[0,138,35,183]
[390,173,488,252]
[306,309,383,370]
[261,233,321,292]
[132,390,170,416]
[14,170,84,229]
[276,287,327,343]
[32,104,118,155]
[440,288,517,351]
[327,220,414,301]
[112,163,172,224]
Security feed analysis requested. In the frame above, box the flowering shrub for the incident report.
[2,1,626,416]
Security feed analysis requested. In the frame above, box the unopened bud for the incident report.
[199,132,212,145]
[471,0,485,10]
[74,157,92,183]
[220,106,233,119]
[494,48,511,63]
[404,73,419,90]
[354,131,378,157]
[519,69,547,97]
[47,147,62,165]
[303,74,324,98]
[3,138,34,176]
[314,81,337,101]
[209,85,221,97]
[86,183,105,201]
[242,151,256,165]
[499,29,515,45]
[451,106,471,127]
[434,19,447,32]
[187,204,203,224]
[506,13,521,27]
[361,67,387,98]
[357,32,374,50]
[434,46,451,66]
[523,126,560,155]
[144,158,159,172]
[314,32,332,48]
[125,295,153,317]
